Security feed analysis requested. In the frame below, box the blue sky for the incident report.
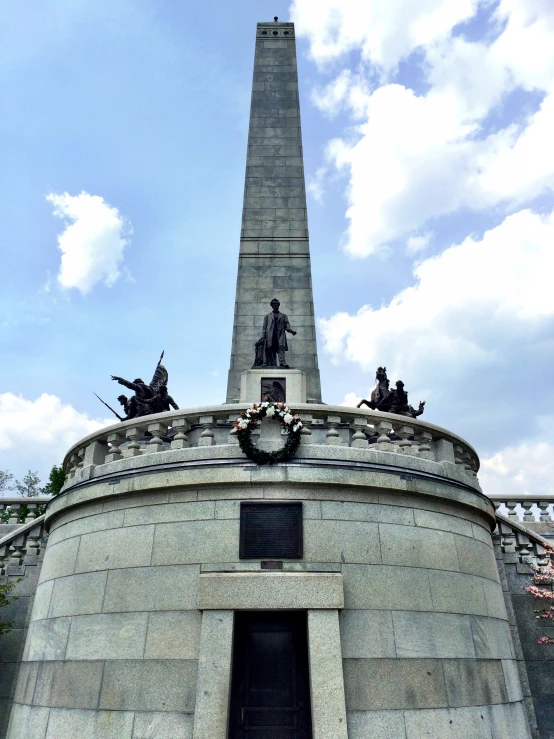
[1,0,553,498]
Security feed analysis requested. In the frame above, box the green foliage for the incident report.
[0,581,19,637]
[1,504,46,525]
[12,470,42,497]
[0,470,14,493]
[42,465,65,496]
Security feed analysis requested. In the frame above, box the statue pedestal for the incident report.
[240,368,307,404]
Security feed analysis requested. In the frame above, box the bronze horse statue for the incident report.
[357,366,390,411]
[357,367,425,419]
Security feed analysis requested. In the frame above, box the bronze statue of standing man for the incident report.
[261,298,297,368]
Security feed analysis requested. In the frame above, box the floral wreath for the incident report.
[235,402,303,465]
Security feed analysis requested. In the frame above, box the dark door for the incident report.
[228,611,313,739]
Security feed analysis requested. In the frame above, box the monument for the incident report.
[357,367,425,418]
[5,19,535,739]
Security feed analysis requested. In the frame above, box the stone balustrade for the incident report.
[0,497,52,524]
[0,515,47,576]
[59,403,481,493]
[491,495,554,525]
[494,510,552,567]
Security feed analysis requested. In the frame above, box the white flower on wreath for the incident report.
[266,406,275,417]
[238,419,249,429]
[283,413,293,425]
[292,422,302,432]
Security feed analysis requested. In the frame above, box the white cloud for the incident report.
[480,438,554,497]
[407,233,431,254]
[293,0,554,257]
[319,207,554,380]
[291,0,479,71]
[46,191,131,294]
[340,391,360,408]
[0,392,111,484]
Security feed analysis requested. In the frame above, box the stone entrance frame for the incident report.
[193,572,347,739]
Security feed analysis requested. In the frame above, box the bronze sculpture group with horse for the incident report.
[357,366,425,419]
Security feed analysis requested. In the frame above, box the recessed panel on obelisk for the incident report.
[226,21,322,404]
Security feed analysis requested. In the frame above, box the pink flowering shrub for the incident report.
[526,543,554,646]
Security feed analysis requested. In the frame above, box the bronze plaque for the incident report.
[240,502,303,559]
[261,378,286,403]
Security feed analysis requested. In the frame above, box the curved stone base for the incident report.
[8,418,532,738]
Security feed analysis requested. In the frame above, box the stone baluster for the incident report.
[325,416,341,445]
[7,504,21,524]
[462,450,473,475]
[505,501,519,520]
[375,420,393,451]
[537,501,552,523]
[66,453,79,479]
[350,417,369,449]
[76,447,85,475]
[123,426,144,457]
[198,416,215,447]
[501,531,516,553]
[25,529,42,561]
[0,503,6,520]
[147,421,169,453]
[396,425,415,455]
[26,503,39,520]
[416,430,434,460]
[537,546,550,567]
[172,418,191,449]
[453,445,464,467]
[300,414,313,445]
[105,432,125,463]
[0,545,7,576]
[521,501,535,523]
[517,534,533,563]
[8,535,26,566]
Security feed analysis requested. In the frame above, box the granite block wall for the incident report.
[8,482,532,738]
[498,544,554,739]
[0,548,46,739]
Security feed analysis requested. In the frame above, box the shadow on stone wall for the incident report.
[0,545,45,739]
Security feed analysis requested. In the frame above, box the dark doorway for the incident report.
[228,611,313,739]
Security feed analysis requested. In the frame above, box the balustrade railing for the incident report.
[59,404,481,490]
[0,515,47,576]
[491,495,554,525]
[0,497,52,525]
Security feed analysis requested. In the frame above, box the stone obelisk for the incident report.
[226,20,322,404]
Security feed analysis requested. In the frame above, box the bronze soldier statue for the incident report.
[103,353,179,422]
[387,381,425,418]
[357,368,425,419]
[141,385,179,414]
[117,394,138,421]
[111,376,155,416]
